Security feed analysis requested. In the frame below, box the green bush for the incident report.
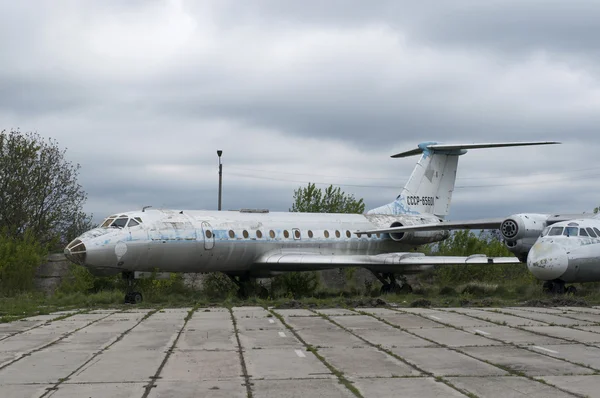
[57,264,95,294]
[271,271,319,299]
[439,286,457,296]
[202,273,237,299]
[0,231,47,295]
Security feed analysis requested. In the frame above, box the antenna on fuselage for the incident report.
[142,205,152,212]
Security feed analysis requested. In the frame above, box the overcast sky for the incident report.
[2,0,600,223]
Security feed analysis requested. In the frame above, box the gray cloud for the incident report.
[1,0,600,224]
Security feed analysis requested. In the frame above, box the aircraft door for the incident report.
[201,222,215,250]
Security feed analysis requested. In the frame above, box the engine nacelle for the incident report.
[388,221,450,245]
[500,213,548,262]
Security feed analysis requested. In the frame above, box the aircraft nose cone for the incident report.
[64,239,87,265]
[527,241,568,281]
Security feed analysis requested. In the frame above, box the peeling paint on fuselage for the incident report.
[75,208,443,276]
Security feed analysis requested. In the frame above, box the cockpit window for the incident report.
[127,219,139,228]
[101,218,114,228]
[111,218,128,228]
[595,228,600,236]
[579,228,589,237]
[589,228,599,238]
[549,227,564,236]
[134,217,143,223]
[564,227,578,237]
[541,227,550,237]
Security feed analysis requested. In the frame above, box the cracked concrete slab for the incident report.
[460,346,595,376]
[353,377,467,398]
[523,326,600,343]
[446,376,571,397]
[540,375,600,397]
[408,326,504,347]
[244,347,331,380]
[3,305,600,397]
[390,347,508,376]
[50,382,147,398]
[317,346,421,378]
[148,380,247,398]
[252,378,356,398]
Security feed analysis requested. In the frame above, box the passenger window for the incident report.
[228,230,235,238]
[335,230,341,238]
[367,233,372,238]
[324,230,330,238]
[243,230,249,239]
[284,230,290,238]
[256,230,263,239]
[269,230,276,239]
[346,231,351,238]
[579,228,589,237]
[376,233,381,238]
[549,227,564,236]
[111,218,128,228]
[564,227,578,236]
[127,219,139,228]
[308,230,313,238]
[205,230,213,239]
[586,228,597,238]
[294,230,301,239]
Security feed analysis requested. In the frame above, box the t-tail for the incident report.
[367,141,560,218]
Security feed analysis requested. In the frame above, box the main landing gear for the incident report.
[543,280,577,295]
[122,271,143,304]
[226,274,269,299]
[370,272,413,295]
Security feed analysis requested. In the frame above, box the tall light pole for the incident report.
[217,150,223,211]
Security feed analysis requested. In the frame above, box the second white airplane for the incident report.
[65,141,557,303]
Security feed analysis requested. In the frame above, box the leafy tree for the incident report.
[283,183,365,296]
[594,207,599,214]
[290,183,365,214]
[0,129,92,247]
[430,230,531,285]
[0,229,47,295]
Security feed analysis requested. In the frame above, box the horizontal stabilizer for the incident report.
[391,141,560,158]
[356,218,505,235]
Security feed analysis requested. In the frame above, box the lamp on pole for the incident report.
[217,150,223,211]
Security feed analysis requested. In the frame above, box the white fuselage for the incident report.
[67,209,445,277]
[527,218,600,283]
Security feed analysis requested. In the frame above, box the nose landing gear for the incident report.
[122,271,143,304]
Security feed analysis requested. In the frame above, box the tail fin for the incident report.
[367,141,559,218]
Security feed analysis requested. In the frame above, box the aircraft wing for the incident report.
[253,251,520,272]
[356,218,505,235]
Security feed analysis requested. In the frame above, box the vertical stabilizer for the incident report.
[367,141,560,218]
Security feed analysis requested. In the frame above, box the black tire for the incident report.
[132,292,143,303]
[565,286,577,295]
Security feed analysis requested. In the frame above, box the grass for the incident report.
[2,279,600,321]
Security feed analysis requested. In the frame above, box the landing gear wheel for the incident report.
[373,272,412,295]
[124,291,143,304]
